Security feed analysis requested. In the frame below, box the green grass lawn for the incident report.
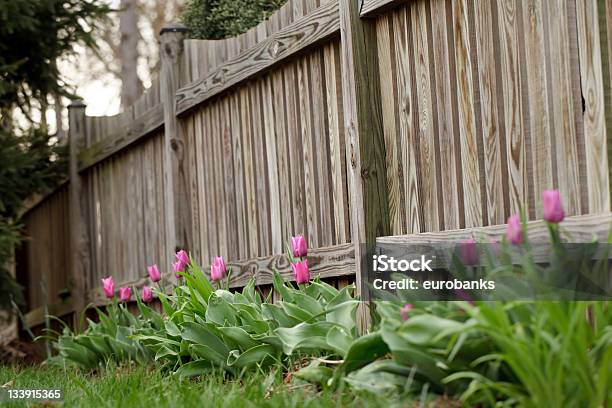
[0,364,401,408]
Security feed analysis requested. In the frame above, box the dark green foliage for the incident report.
[0,222,23,310]
[182,0,286,40]
[0,0,110,113]
[0,0,109,315]
[0,129,68,219]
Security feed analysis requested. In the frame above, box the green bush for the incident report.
[182,0,287,40]
[50,254,359,376]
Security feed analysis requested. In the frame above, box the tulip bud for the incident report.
[459,238,478,266]
[291,235,308,258]
[506,214,523,244]
[175,250,190,266]
[542,189,565,223]
[400,303,413,321]
[119,287,132,302]
[141,286,153,303]
[172,260,185,278]
[147,264,161,283]
[101,276,114,299]
[291,259,310,284]
[210,256,227,281]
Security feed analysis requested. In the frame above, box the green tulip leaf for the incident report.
[182,321,230,357]
[226,344,276,368]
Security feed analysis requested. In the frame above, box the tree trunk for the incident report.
[54,94,65,144]
[119,0,143,108]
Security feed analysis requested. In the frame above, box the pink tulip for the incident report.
[542,189,565,223]
[172,250,190,278]
[141,286,153,303]
[210,256,227,281]
[119,287,132,302]
[175,250,190,266]
[101,276,114,299]
[459,238,478,266]
[506,214,523,244]
[400,303,413,321]
[291,259,310,284]
[173,261,185,278]
[147,264,161,282]
[291,235,308,258]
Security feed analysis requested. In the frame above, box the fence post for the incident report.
[68,100,91,324]
[339,0,390,331]
[160,24,191,262]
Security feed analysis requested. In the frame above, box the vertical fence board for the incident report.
[577,0,610,213]
[473,0,507,225]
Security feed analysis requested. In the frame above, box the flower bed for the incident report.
[43,191,611,406]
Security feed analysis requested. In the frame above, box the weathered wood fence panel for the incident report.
[180,39,349,265]
[374,0,610,237]
[12,0,612,329]
[15,185,71,311]
[84,131,169,298]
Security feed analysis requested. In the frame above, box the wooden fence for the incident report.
[12,0,612,330]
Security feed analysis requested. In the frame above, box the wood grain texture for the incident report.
[229,91,249,260]
[68,102,91,315]
[523,0,553,217]
[360,0,408,18]
[412,2,441,232]
[474,0,506,225]
[251,82,272,256]
[379,213,612,245]
[376,13,405,235]
[392,6,421,234]
[452,0,483,228]
[240,86,259,257]
[497,0,528,217]
[310,50,335,247]
[175,0,340,116]
[340,0,390,331]
[271,68,293,246]
[546,0,582,215]
[324,41,350,243]
[373,0,607,234]
[18,186,71,311]
[298,55,320,248]
[262,75,283,254]
[430,0,460,230]
[184,115,201,261]
[161,27,191,257]
[576,0,610,213]
[600,0,612,207]
[285,63,308,240]
[78,104,163,171]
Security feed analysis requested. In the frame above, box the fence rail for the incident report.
[13,0,612,330]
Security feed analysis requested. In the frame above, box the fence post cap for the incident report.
[68,99,86,109]
[160,23,188,36]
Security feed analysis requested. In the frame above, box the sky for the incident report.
[57,0,159,119]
